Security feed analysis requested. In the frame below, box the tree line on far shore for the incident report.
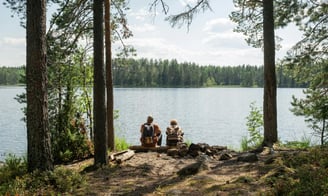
[0,58,306,88]
[0,66,25,85]
[113,58,306,88]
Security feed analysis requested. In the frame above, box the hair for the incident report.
[147,116,154,123]
[170,119,178,125]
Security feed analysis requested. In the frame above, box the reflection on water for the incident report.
[0,86,311,161]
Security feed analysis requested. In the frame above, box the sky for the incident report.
[0,0,303,67]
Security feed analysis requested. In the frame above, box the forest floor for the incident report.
[67,148,296,195]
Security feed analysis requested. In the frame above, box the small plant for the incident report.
[184,139,192,147]
[115,137,130,151]
[50,167,87,192]
[0,166,87,195]
[241,102,263,151]
[281,136,312,149]
[0,154,27,184]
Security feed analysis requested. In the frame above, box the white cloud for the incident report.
[130,23,156,33]
[203,18,234,33]
[202,32,247,49]
[0,37,25,47]
[201,18,248,49]
[0,37,26,66]
[128,8,152,21]
[179,0,198,6]
[113,35,263,66]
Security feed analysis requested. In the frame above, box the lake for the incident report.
[0,86,311,161]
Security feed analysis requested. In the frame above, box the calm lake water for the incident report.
[0,86,312,161]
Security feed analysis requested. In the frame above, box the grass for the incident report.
[1,138,327,195]
[0,154,87,195]
[115,136,130,151]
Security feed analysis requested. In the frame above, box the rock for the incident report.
[198,143,210,152]
[167,149,179,157]
[177,142,188,149]
[237,153,258,162]
[178,148,189,157]
[177,160,209,176]
[210,145,228,153]
[205,149,213,156]
[219,153,233,161]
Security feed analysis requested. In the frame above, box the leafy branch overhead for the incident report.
[166,0,212,30]
[3,0,135,57]
[149,0,212,30]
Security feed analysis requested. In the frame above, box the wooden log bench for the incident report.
[129,145,170,153]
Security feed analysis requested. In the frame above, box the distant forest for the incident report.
[0,58,306,87]
[0,66,25,85]
[112,58,306,88]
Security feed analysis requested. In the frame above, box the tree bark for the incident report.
[105,0,115,151]
[26,0,53,172]
[93,0,108,165]
[262,0,277,147]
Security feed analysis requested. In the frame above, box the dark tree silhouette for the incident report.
[26,0,53,171]
[93,0,108,165]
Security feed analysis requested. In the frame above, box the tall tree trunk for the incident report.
[262,0,277,147]
[105,0,115,150]
[93,0,108,165]
[26,0,53,172]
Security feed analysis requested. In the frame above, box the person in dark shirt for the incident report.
[140,116,162,147]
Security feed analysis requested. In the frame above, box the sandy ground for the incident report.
[69,150,279,195]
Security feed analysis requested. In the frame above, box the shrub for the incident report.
[0,166,87,195]
[0,154,27,184]
[241,102,263,151]
[115,137,130,151]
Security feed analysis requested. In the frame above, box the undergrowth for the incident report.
[270,146,328,195]
[0,154,87,195]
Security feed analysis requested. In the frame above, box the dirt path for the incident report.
[74,151,277,195]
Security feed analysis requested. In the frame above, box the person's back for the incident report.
[166,119,184,146]
[140,116,162,147]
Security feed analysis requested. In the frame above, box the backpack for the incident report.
[166,126,183,146]
[142,123,154,144]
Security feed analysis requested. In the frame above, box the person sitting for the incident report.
[140,116,162,147]
[166,119,184,147]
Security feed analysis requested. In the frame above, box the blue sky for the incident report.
[0,0,303,67]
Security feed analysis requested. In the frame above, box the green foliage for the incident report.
[0,66,25,85]
[281,137,311,149]
[230,0,301,49]
[0,166,87,195]
[49,167,87,192]
[164,0,211,29]
[290,62,328,146]
[291,165,328,195]
[0,154,27,185]
[284,1,327,67]
[53,128,94,164]
[115,137,130,151]
[282,0,328,147]
[113,58,302,88]
[1,58,304,88]
[241,102,263,151]
[270,147,328,195]
[184,139,192,147]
